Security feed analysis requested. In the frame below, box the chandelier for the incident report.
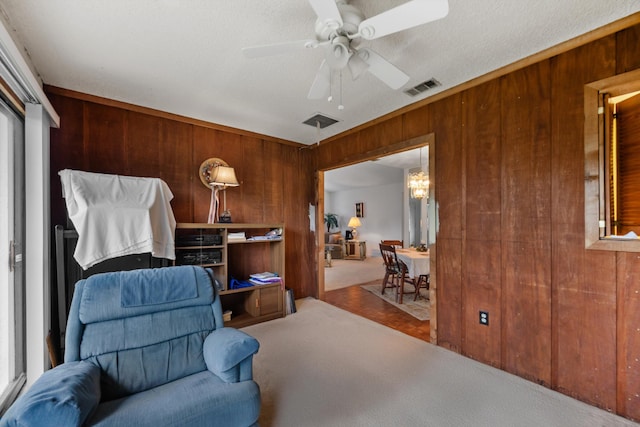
[407,148,429,199]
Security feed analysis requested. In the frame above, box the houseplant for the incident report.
[324,213,338,233]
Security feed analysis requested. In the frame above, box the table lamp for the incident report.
[199,158,239,223]
[348,216,361,239]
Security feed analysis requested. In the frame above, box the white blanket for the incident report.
[59,169,176,269]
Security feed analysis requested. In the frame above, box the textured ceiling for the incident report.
[325,147,426,192]
[1,1,639,145]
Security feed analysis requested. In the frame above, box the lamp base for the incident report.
[219,210,233,223]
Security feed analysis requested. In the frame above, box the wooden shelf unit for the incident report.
[174,223,285,327]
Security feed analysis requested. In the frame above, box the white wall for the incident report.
[325,181,403,257]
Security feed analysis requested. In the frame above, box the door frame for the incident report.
[315,133,438,343]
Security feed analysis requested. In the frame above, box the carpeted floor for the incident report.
[243,298,639,427]
[324,256,385,291]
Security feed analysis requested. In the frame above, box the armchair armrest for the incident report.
[203,327,259,383]
[0,361,101,427]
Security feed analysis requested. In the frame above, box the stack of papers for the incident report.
[227,232,246,242]
[249,272,282,286]
[247,235,281,241]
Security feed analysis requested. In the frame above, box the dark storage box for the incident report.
[176,250,222,265]
[176,233,222,246]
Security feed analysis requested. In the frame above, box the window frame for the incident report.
[584,68,640,251]
[0,96,26,416]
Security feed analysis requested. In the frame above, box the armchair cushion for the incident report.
[204,328,259,382]
[86,371,260,427]
[327,232,342,244]
[1,361,101,427]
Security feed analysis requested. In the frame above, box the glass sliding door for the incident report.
[0,98,25,415]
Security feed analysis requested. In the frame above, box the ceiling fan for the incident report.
[242,0,449,101]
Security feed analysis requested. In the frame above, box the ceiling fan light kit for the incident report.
[242,0,449,105]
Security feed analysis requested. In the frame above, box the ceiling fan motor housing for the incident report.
[315,1,363,44]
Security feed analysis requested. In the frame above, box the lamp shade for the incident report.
[348,217,361,228]
[209,166,239,187]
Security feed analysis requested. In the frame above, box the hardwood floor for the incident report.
[323,283,430,342]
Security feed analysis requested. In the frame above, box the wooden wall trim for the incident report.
[321,12,640,145]
[0,77,25,115]
[319,134,432,171]
[44,85,305,148]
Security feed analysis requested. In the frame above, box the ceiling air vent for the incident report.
[302,113,340,129]
[404,78,441,97]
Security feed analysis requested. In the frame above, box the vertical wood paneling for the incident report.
[617,252,640,420]
[191,126,216,223]
[160,119,193,222]
[125,111,161,177]
[403,107,429,141]
[501,62,552,385]
[616,24,640,74]
[49,93,84,227]
[240,137,265,222]
[551,37,618,410]
[435,237,462,352]
[84,103,127,174]
[464,80,502,240]
[262,142,284,223]
[359,115,403,153]
[282,145,314,297]
[462,80,502,366]
[47,90,316,304]
[463,239,502,365]
[318,132,359,169]
[432,94,463,240]
[431,94,463,351]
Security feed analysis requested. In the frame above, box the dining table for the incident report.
[395,248,430,303]
[396,248,430,278]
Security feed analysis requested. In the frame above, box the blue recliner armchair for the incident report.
[1,266,261,427]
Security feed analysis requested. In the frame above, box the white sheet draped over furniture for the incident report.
[59,169,176,269]
[396,249,430,278]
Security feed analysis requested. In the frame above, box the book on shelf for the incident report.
[250,272,278,280]
[227,232,246,242]
[248,271,282,286]
[249,278,282,287]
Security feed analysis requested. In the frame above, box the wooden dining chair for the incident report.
[380,239,403,248]
[379,243,400,296]
[414,273,430,301]
[379,243,416,303]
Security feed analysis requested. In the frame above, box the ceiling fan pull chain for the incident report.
[338,71,344,110]
[328,70,333,102]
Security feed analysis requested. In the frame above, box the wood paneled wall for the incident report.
[317,22,640,421]
[46,88,318,300]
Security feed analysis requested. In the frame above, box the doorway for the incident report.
[316,134,437,342]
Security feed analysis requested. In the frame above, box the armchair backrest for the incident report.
[65,266,223,401]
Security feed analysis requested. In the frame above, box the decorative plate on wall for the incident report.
[198,157,229,189]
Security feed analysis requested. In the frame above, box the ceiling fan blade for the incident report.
[347,52,369,80]
[242,39,319,58]
[358,48,409,89]
[308,0,343,30]
[357,0,449,40]
[308,60,331,99]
